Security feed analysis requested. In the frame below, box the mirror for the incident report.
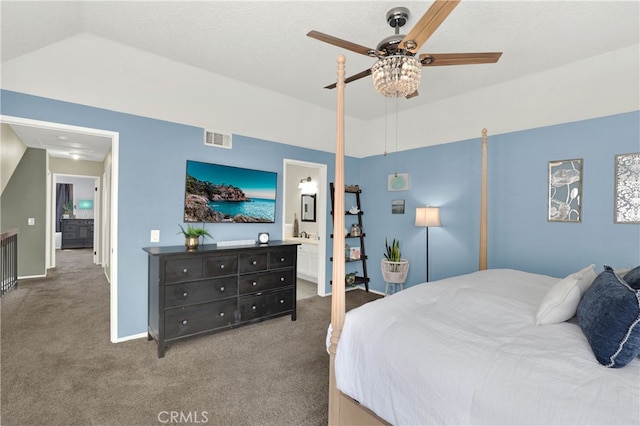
[301,194,316,222]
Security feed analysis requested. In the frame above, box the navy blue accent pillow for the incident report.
[623,265,640,290]
[577,265,640,368]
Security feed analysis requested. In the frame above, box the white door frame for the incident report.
[1,115,120,342]
[283,159,328,296]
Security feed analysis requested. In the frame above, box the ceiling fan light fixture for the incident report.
[371,55,422,97]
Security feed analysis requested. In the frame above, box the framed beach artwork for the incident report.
[391,199,405,214]
[548,159,582,222]
[614,152,640,224]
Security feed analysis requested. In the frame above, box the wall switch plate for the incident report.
[150,230,160,243]
[28,218,35,226]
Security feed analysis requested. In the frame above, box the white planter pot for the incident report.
[381,259,409,284]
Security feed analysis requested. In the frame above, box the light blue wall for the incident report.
[2,90,638,338]
[1,90,355,337]
[359,138,483,287]
[360,111,640,292]
[488,113,640,276]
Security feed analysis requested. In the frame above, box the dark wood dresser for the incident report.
[61,219,94,249]
[143,241,299,357]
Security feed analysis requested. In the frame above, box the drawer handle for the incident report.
[280,299,285,304]
[219,312,225,317]
[182,268,188,274]
[252,281,257,286]
[182,292,188,297]
[280,277,285,282]
[252,260,257,265]
[182,320,188,325]
[251,305,257,311]
[280,257,285,262]
[220,264,225,269]
[220,286,225,292]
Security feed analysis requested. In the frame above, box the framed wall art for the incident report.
[391,199,405,214]
[388,173,409,191]
[614,152,640,224]
[548,159,582,222]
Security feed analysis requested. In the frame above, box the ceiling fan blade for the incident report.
[419,52,503,66]
[399,0,461,53]
[324,69,372,89]
[307,30,380,57]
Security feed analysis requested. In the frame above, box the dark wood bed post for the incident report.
[479,128,488,270]
[329,54,346,425]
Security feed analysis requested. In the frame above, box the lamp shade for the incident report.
[415,206,441,227]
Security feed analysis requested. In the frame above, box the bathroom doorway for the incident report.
[283,159,327,297]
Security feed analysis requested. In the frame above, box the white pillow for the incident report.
[536,264,596,325]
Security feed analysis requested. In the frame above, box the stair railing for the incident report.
[1,229,18,297]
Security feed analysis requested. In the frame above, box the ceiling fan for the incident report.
[307,0,502,98]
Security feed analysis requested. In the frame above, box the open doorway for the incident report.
[54,175,99,259]
[283,159,328,297]
[1,115,120,342]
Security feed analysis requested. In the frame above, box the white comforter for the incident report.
[335,269,640,425]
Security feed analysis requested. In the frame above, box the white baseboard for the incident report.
[17,273,47,280]
[113,332,147,343]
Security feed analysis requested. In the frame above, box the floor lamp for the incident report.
[415,206,441,282]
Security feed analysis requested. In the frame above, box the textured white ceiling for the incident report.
[1,0,639,158]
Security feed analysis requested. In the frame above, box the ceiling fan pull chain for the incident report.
[384,97,388,156]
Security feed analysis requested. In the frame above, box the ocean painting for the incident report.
[184,160,277,223]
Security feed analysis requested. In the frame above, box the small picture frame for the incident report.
[391,199,405,214]
[388,173,409,191]
[349,246,361,261]
[614,152,640,224]
[548,159,583,222]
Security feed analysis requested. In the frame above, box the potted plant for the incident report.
[178,224,212,250]
[381,237,409,285]
[345,271,358,287]
[62,201,74,219]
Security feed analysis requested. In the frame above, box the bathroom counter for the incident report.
[286,237,319,245]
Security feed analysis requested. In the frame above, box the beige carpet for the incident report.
[0,249,381,426]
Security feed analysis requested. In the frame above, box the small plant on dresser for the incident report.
[178,224,212,250]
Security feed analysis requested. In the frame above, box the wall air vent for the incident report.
[204,130,232,149]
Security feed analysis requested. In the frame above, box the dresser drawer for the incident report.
[164,299,237,339]
[269,249,296,269]
[164,257,203,283]
[239,270,295,294]
[239,289,293,322]
[62,223,77,233]
[164,276,237,308]
[203,254,238,277]
[239,252,268,273]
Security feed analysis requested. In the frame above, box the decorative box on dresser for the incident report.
[143,241,299,357]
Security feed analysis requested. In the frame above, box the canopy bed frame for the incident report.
[327,54,490,424]
[327,54,640,426]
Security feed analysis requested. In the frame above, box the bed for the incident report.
[335,268,640,424]
[327,55,640,425]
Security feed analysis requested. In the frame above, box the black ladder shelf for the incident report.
[330,182,369,292]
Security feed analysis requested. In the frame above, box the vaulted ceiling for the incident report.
[2,1,639,158]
